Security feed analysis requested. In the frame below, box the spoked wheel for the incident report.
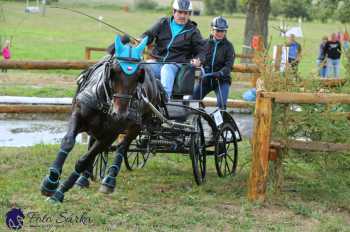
[124,135,151,171]
[190,115,206,185]
[214,122,238,177]
[91,151,109,181]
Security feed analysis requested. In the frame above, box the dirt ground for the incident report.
[0,72,76,87]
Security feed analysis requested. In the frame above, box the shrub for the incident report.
[135,0,158,10]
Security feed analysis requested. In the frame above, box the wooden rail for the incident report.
[261,92,350,104]
[0,60,259,73]
[84,46,254,60]
[271,140,350,152]
[0,60,96,70]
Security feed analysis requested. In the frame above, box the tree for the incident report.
[204,0,237,15]
[204,0,215,15]
[337,1,350,24]
[243,0,271,54]
[311,0,340,23]
[280,0,311,20]
[225,0,237,14]
[270,0,311,20]
[212,0,225,13]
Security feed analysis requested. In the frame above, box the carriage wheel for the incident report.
[190,115,206,185]
[214,122,238,177]
[91,151,109,181]
[124,135,150,171]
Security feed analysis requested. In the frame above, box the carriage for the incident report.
[91,64,242,185]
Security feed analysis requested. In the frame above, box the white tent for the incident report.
[285,27,303,38]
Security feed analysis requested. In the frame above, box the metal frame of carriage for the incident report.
[92,65,242,185]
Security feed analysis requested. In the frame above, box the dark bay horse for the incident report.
[40,35,157,203]
[76,65,168,194]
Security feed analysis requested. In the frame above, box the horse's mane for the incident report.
[139,65,167,106]
[73,56,113,109]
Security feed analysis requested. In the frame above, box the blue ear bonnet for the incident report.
[114,35,148,75]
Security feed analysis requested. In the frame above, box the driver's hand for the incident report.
[190,58,201,67]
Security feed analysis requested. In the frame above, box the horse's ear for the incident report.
[135,36,148,52]
[114,35,124,55]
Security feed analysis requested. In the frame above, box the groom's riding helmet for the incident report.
[211,16,229,31]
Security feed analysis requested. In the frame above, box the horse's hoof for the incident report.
[48,190,64,203]
[40,175,59,196]
[99,175,116,194]
[99,184,114,194]
[75,175,90,188]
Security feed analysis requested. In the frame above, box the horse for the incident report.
[76,63,168,194]
[40,35,157,203]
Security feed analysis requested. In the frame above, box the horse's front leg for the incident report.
[75,136,96,188]
[99,125,141,194]
[41,111,81,196]
[49,136,116,203]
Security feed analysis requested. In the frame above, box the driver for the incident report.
[140,0,206,98]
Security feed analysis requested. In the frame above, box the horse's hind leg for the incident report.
[41,111,81,196]
[50,136,116,203]
[99,125,141,194]
[75,136,96,188]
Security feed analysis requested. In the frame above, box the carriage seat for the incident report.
[172,64,196,100]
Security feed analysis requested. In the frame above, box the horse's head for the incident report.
[109,35,148,117]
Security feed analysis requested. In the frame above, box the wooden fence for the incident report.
[248,91,350,202]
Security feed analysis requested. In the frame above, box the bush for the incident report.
[204,0,238,15]
[337,1,350,24]
[135,0,158,10]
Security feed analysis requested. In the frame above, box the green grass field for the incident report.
[0,143,350,231]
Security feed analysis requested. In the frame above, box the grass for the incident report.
[0,142,349,231]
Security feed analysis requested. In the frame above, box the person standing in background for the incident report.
[1,40,11,73]
[317,36,328,78]
[323,33,342,78]
[286,34,302,78]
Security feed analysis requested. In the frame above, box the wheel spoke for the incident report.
[224,156,230,175]
[131,153,138,167]
[136,152,140,167]
[226,155,232,174]
[227,153,234,163]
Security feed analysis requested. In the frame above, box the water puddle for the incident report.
[0,114,253,147]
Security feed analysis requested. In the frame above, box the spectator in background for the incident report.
[317,36,328,78]
[323,33,342,78]
[1,40,11,73]
[343,30,349,51]
[286,34,302,77]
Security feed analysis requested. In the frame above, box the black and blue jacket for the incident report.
[141,16,206,64]
[203,36,235,84]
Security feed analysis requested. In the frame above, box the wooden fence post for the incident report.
[85,47,91,60]
[248,92,273,202]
